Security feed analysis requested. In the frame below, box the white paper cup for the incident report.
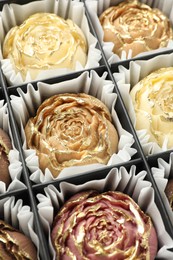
[113,52,173,155]
[0,0,102,86]
[36,166,173,259]
[85,0,173,63]
[10,70,136,183]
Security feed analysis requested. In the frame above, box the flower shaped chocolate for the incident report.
[51,190,158,259]
[130,67,173,149]
[0,220,37,259]
[25,93,118,177]
[3,13,88,80]
[99,0,173,57]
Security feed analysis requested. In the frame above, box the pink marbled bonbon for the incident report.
[51,190,158,260]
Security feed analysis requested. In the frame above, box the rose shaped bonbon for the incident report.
[0,128,12,186]
[99,0,173,57]
[130,67,173,149]
[3,13,88,80]
[0,220,37,259]
[51,190,158,259]
[25,93,118,177]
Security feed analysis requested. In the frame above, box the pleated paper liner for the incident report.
[9,69,138,183]
[84,0,173,63]
[0,0,102,86]
[112,52,173,155]
[35,162,173,259]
